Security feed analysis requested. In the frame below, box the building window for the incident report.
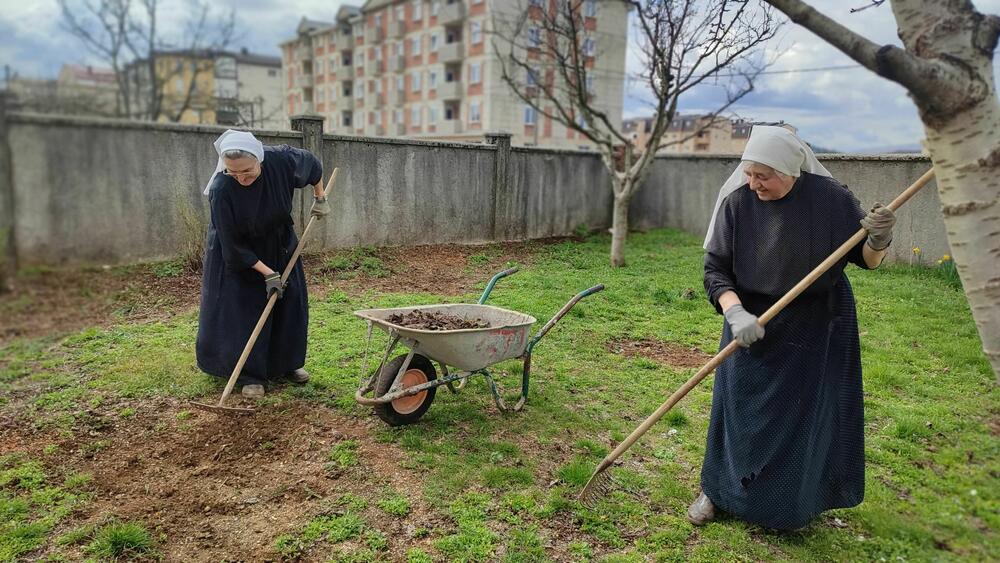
[375,13,382,27]
[394,108,403,123]
[432,1,440,15]
[356,83,364,98]
[469,100,481,123]
[526,67,538,86]
[396,75,405,91]
[470,62,481,84]
[412,71,422,91]
[430,33,439,51]
[473,0,483,4]
[411,36,421,55]
[395,42,404,56]
[429,106,438,123]
[328,86,335,101]
[412,0,422,21]
[357,53,364,66]
[585,73,594,93]
[529,0,543,6]
[373,79,382,94]
[584,0,597,17]
[411,105,422,125]
[528,26,541,48]
[471,21,482,44]
[524,105,536,125]
[583,37,595,57]
[343,113,352,127]
[429,71,438,88]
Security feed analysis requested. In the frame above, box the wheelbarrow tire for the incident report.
[374,354,437,426]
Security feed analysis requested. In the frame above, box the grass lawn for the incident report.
[1,229,996,562]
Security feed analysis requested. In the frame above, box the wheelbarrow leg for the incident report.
[482,370,514,412]
[513,353,532,411]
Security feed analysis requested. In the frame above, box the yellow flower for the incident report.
[942,254,951,261]
[912,247,921,255]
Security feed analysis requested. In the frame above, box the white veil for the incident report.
[703,126,832,248]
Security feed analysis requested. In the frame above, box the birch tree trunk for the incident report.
[765,0,1000,378]
[610,189,632,267]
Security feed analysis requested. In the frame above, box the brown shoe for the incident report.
[286,368,310,384]
[687,491,716,526]
[241,384,265,398]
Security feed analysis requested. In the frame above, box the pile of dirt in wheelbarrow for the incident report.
[386,310,490,330]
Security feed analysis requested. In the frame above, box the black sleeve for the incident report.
[704,197,738,315]
[839,184,874,270]
[210,187,258,271]
[284,146,323,189]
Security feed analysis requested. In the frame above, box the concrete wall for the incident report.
[2,110,947,269]
[633,153,947,264]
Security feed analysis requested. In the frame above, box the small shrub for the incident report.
[152,260,184,278]
[328,440,360,470]
[377,491,411,517]
[175,194,207,273]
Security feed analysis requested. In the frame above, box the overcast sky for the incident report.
[3,0,999,152]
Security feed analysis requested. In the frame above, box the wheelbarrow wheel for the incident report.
[374,354,437,426]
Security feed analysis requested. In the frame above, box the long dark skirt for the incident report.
[195,224,308,386]
[700,274,865,530]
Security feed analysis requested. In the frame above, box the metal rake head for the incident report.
[189,400,256,416]
[577,463,617,508]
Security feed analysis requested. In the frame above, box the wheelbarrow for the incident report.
[353,268,604,426]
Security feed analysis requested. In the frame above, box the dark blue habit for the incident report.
[701,172,873,530]
[196,145,322,386]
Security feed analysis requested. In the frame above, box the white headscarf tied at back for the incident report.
[203,129,265,195]
[703,125,832,248]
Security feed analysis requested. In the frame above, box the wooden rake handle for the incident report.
[595,167,936,471]
[214,168,340,406]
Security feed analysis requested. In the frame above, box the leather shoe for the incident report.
[286,368,310,383]
[241,384,265,398]
[687,491,716,526]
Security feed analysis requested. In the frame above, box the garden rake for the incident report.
[579,167,937,506]
[191,167,339,416]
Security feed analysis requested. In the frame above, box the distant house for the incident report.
[623,115,796,155]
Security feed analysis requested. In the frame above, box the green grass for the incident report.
[85,521,153,559]
[1,229,997,561]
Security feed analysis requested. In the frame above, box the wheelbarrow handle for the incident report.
[531,284,605,346]
[478,267,521,304]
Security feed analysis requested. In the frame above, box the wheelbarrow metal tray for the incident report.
[354,304,537,371]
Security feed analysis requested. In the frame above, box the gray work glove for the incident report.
[264,272,284,299]
[724,304,765,347]
[860,202,896,250]
[310,195,330,219]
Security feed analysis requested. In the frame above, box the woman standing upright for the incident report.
[196,130,330,398]
[691,126,896,530]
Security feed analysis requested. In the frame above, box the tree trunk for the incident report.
[610,190,631,267]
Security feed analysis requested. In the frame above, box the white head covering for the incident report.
[703,125,832,248]
[203,129,265,195]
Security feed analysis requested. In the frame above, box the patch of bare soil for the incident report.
[3,396,447,562]
[607,338,713,369]
[0,238,561,346]
[386,310,489,330]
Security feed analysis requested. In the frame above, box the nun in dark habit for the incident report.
[196,130,330,398]
[690,125,897,530]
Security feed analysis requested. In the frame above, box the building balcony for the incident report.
[389,21,405,39]
[439,119,463,134]
[439,42,464,64]
[388,55,406,73]
[437,80,462,100]
[366,27,384,43]
[438,1,466,26]
[388,89,405,106]
[298,73,314,88]
[339,35,351,51]
[367,59,383,76]
[296,44,312,60]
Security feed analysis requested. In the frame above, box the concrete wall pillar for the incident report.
[290,114,325,233]
[485,131,516,239]
[0,93,16,292]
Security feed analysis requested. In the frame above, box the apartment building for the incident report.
[125,49,283,127]
[624,114,754,155]
[280,0,628,149]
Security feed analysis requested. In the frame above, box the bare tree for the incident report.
[761,0,1000,379]
[493,0,780,266]
[58,0,235,122]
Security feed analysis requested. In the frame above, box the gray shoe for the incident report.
[687,491,716,526]
[241,384,265,398]
[286,368,310,384]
